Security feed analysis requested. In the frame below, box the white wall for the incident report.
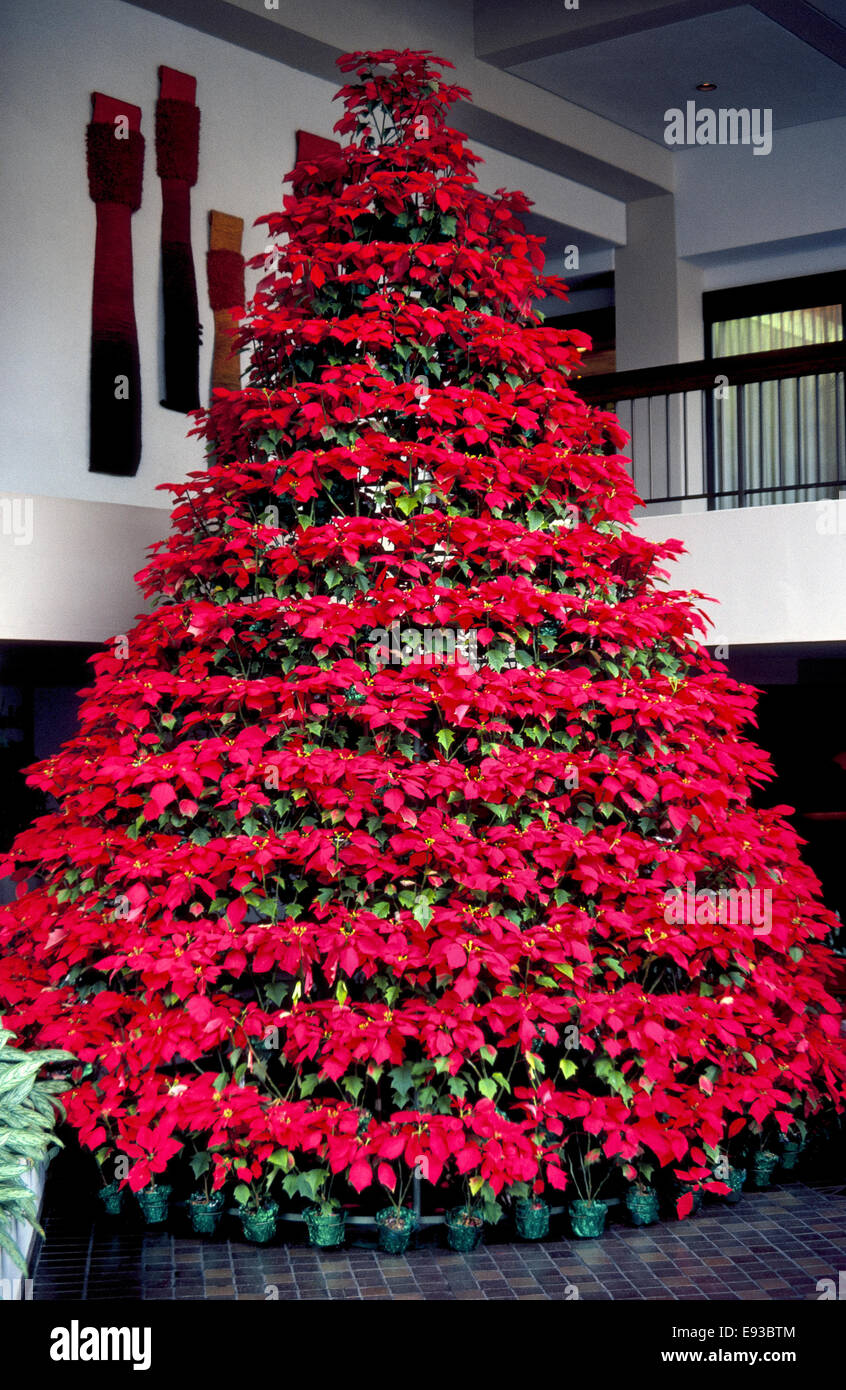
[697,233,846,292]
[675,117,846,262]
[1,0,338,510]
[0,0,622,515]
[0,496,163,643]
[4,492,843,650]
[636,501,846,647]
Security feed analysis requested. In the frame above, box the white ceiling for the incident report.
[508,5,846,145]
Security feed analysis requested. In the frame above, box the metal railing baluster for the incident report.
[580,345,846,509]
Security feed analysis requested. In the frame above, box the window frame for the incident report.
[704,270,846,360]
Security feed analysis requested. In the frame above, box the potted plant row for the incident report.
[92,1112,813,1252]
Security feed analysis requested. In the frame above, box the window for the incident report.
[711,304,842,357]
[705,272,845,508]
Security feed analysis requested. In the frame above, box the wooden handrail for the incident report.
[575,340,846,402]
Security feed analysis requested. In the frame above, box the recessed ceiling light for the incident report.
[696,81,718,91]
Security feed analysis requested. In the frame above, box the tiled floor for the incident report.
[31,1183,845,1301]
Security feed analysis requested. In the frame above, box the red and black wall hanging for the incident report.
[86,93,144,476]
[206,210,245,393]
[292,129,343,193]
[156,66,201,412]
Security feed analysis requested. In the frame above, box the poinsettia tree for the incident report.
[1,49,844,1219]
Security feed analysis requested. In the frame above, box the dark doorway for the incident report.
[725,643,846,929]
[0,642,97,864]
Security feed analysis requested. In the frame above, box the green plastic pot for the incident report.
[569,1199,608,1239]
[240,1200,278,1244]
[625,1187,660,1227]
[136,1184,172,1225]
[188,1191,225,1236]
[445,1207,484,1252]
[724,1166,746,1204]
[376,1206,416,1255]
[304,1205,346,1249]
[515,1198,550,1241]
[751,1150,778,1189]
[98,1182,125,1216]
[780,1142,802,1172]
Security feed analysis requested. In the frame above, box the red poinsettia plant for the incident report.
[1,48,844,1221]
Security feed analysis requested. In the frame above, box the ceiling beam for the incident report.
[758,0,846,70]
[473,0,747,67]
[123,0,343,81]
[473,0,846,71]
[452,104,662,204]
[124,0,672,200]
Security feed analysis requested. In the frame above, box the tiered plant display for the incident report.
[1,50,845,1237]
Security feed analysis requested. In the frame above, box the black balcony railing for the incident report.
[576,341,846,510]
